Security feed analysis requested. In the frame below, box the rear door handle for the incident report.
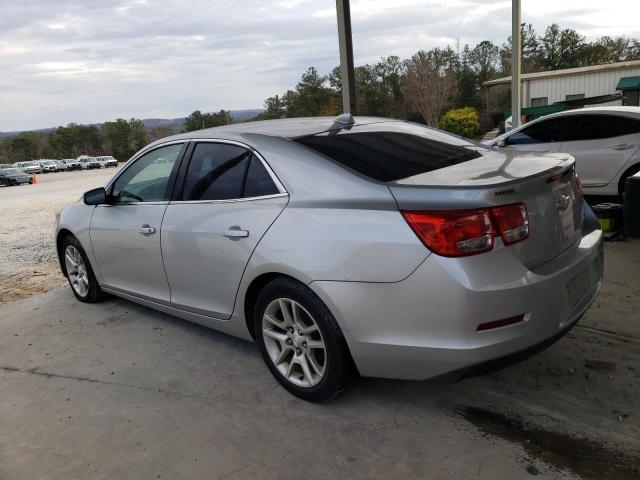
[139,224,156,235]
[612,144,634,151]
[223,228,249,239]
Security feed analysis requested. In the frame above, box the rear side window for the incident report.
[183,143,251,201]
[507,118,566,145]
[294,123,482,182]
[244,155,279,197]
[563,115,640,141]
[182,143,279,200]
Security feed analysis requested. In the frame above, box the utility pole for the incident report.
[511,0,522,129]
[336,0,356,114]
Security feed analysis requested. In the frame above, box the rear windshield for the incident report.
[294,121,483,182]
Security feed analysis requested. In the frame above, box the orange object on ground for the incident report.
[31,174,37,184]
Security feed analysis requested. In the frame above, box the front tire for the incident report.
[254,278,353,402]
[62,235,107,303]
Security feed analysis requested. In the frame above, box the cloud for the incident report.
[0,0,638,130]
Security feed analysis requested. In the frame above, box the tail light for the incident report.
[572,172,583,201]
[492,203,529,245]
[402,203,529,257]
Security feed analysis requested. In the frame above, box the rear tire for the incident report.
[61,235,107,303]
[253,278,353,402]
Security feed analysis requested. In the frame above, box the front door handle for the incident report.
[139,224,156,235]
[223,227,249,239]
[612,144,634,151]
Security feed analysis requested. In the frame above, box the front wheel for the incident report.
[62,236,107,303]
[254,278,354,402]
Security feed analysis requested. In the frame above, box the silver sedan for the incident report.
[55,115,603,401]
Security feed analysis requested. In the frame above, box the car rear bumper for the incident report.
[310,222,603,380]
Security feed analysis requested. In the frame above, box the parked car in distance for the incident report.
[14,161,42,174]
[487,106,640,196]
[0,167,32,186]
[95,155,118,167]
[77,156,100,170]
[62,158,81,171]
[54,160,68,171]
[55,115,603,402]
[38,160,59,173]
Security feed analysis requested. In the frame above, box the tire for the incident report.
[253,277,353,402]
[61,235,107,303]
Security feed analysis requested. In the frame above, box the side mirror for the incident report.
[84,187,107,205]
[497,138,507,148]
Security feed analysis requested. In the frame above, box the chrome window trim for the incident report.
[95,201,169,207]
[169,192,288,205]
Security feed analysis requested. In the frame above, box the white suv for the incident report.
[488,106,640,196]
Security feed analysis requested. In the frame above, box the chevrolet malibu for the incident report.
[55,116,603,402]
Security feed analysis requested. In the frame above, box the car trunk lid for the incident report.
[388,150,584,268]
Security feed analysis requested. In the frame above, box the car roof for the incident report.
[147,116,389,148]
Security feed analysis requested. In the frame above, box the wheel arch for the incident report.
[56,228,75,277]
[618,161,640,195]
[243,272,302,340]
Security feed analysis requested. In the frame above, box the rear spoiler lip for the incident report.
[386,156,576,211]
[387,155,575,190]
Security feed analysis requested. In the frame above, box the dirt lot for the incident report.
[0,171,639,479]
[0,168,119,303]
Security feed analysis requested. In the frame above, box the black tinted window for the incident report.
[563,115,640,141]
[244,155,279,197]
[183,143,251,201]
[507,118,566,145]
[295,125,482,182]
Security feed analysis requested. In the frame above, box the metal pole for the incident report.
[511,0,522,129]
[336,0,356,114]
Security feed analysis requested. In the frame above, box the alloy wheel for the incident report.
[64,245,89,298]
[261,298,327,388]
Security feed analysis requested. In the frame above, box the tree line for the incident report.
[255,23,640,131]
[2,23,638,163]
[0,110,231,164]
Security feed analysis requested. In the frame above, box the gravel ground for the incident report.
[0,168,120,303]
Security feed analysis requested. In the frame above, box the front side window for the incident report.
[563,115,640,141]
[182,143,279,201]
[111,143,182,203]
[507,118,566,145]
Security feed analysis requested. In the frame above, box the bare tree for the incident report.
[402,49,458,126]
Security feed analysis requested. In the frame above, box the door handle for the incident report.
[139,224,156,235]
[223,228,249,239]
[612,144,633,151]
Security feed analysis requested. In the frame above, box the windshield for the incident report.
[3,168,21,175]
[42,161,56,165]
[19,162,37,167]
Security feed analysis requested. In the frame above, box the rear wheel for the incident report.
[254,278,353,402]
[62,236,107,303]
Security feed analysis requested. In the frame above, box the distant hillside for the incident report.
[0,109,265,138]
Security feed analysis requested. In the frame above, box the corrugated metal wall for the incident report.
[525,66,640,107]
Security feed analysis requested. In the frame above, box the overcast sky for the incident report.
[1,0,638,131]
